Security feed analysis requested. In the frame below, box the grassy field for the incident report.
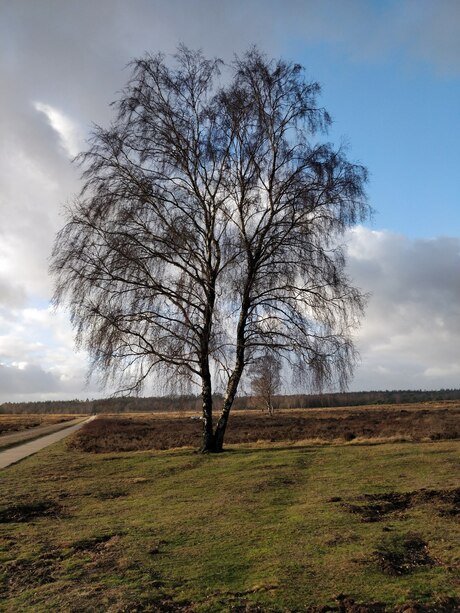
[1,431,459,611]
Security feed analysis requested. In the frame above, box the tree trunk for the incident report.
[213,417,226,452]
[213,276,253,451]
[199,275,218,452]
[200,372,215,453]
[267,392,274,416]
[213,364,244,452]
[265,397,274,416]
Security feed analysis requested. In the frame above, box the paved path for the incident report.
[0,416,87,450]
[0,417,94,470]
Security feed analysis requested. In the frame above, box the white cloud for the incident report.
[0,304,97,402]
[34,102,82,159]
[424,364,460,378]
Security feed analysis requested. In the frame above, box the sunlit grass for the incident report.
[1,439,459,611]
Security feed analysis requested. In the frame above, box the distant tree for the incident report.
[51,46,369,452]
[250,353,281,416]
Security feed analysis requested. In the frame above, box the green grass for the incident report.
[0,440,459,611]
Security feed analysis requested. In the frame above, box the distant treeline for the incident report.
[1,388,460,414]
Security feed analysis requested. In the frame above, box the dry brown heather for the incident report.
[0,414,76,436]
[68,401,460,453]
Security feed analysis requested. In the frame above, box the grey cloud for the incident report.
[0,94,81,298]
[1,228,460,400]
[3,2,460,107]
[0,278,26,309]
[0,361,105,403]
[0,362,60,395]
[404,0,460,75]
[348,229,460,390]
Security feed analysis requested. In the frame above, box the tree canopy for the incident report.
[51,46,369,452]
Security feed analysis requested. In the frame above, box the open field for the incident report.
[1,433,459,611]
[68,402,460,453]
[0,415,77,436]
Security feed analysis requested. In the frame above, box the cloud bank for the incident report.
[0,1,459,400]
[1,228,459,402]
[348,228,460,391]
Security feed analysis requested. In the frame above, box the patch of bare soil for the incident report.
[338,487,460,522]
[393,599,460,612]
[0,500,63,523]
[374,533,435,576]
[138,596,194,612]
[412,488,460,517]
[342,492,412,522]
[325,593,386,612]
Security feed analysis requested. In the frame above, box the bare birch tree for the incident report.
[51,46,369,452]
[250,353,282,416]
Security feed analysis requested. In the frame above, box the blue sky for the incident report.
[287,41,459,239]
[0,0,459,400]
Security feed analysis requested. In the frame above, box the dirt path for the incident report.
[0,416,88,450]
[0,417,94,470]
